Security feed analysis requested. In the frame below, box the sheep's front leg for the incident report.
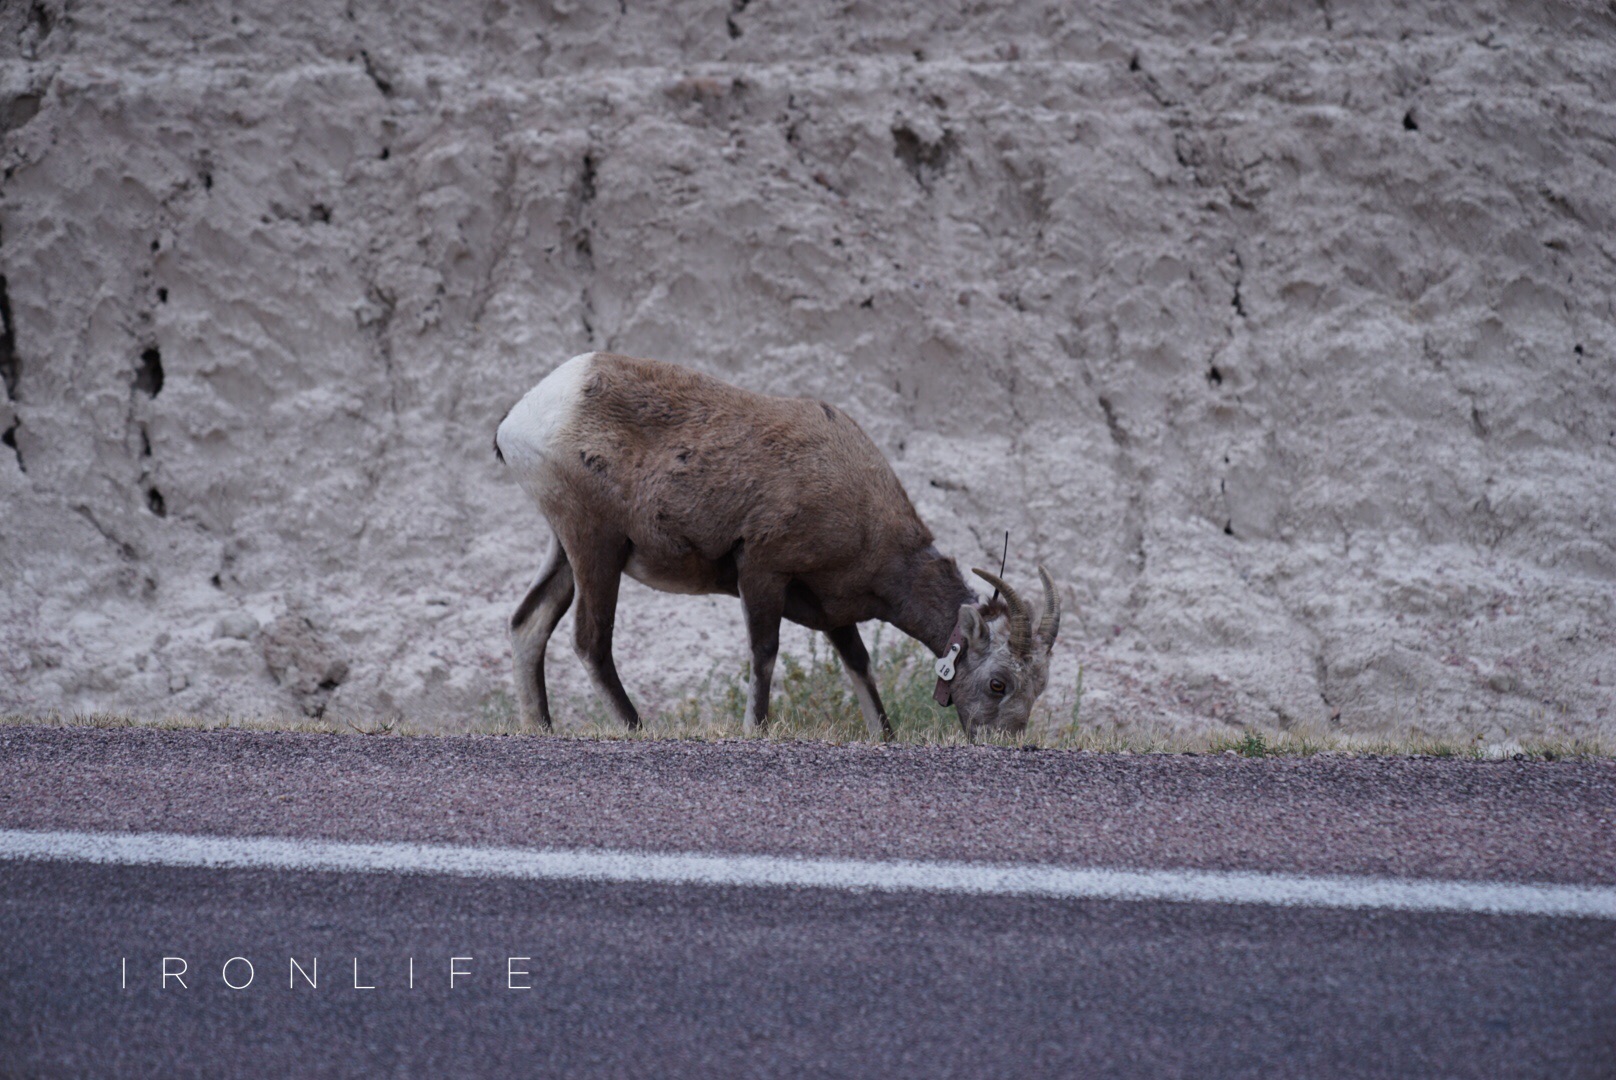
[827,624,893,742]
[738,571,788,735]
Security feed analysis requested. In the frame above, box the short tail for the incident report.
[493,402,514,463]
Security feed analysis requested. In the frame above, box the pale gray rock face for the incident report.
[213,612,258,641]
[1,1,1612,742]
[260,609,349,717]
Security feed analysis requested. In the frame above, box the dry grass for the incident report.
[0,711,356,735]
[5,636,1610,760]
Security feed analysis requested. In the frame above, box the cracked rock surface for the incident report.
[1,0,1613,742]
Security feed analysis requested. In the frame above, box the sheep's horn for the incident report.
[1036,564,1060,649]
[972,568,1032,658]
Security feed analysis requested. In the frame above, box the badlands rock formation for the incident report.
[1,0,1613,742]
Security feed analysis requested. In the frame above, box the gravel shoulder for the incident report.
[2,724,1612,885]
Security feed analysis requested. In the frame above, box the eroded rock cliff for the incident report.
[2,0,1613,741]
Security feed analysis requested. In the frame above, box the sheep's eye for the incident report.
[989,678,1007,695]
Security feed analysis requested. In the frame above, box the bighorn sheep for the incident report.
[494,352,1060,741]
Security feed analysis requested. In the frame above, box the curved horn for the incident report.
[1036,564,1060,649]
[972,568,1031,658]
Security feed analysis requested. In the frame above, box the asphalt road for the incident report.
[2,725,1614,1077]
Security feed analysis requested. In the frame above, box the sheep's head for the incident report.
[946,565,1061,739]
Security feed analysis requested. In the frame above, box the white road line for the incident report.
[1,828,1612,919]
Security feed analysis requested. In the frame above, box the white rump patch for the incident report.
[495,352,597,480]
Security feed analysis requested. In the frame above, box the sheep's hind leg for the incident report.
[510,538,575,731]
[827,624,893,742]
[569,537,641,731]
[737,570,788,736]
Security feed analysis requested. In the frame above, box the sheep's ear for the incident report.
[958,605,991,652]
